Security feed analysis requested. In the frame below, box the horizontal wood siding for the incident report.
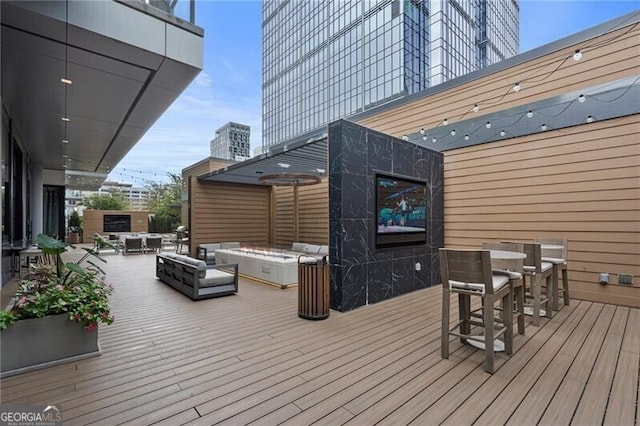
[357,25,639,139]
[352,23,640,307]
[189,180,270,256]
[442,115,639,307]
[274,186,294,247]
[82,210,149,243]
[297,179,329,244]
[182,159,236,230]
[273,180,329,247]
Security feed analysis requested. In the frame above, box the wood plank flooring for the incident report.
[1,252,638,425]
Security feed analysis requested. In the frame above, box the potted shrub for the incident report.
[68,210,82,244]
[0,234,115,377]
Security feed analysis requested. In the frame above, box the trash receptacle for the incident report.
[298,255,330,320]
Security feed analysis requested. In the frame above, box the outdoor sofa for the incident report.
[156,253,238,300]
[196,242,241,264]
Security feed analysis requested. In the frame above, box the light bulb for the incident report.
[587,115,594,123]
[420,128,425,135]
[573,49,582,61]
[541,124,547,131]
[464,135,469,141]
[472,104,479,112]
[578,94,586,103]
[443,118,448,126]
[422,135,428,141]
[402,135,408,141]
[527,111,533,118]
[450,130,456,136]
[513,82,521,92]
[432,137,437,143]
[500,130,506,137]
[485,122,491,129]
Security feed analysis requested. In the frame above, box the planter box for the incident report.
[1,314,101,378]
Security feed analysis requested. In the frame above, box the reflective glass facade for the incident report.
[263,0,518,148]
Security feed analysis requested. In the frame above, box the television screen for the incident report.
[103,214,131,233]
[376,173,427,248]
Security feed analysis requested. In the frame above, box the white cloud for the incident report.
[193,70,213,88]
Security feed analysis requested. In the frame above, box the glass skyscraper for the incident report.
[262,0,519,148]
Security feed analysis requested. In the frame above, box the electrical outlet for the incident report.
[618,274,634,285]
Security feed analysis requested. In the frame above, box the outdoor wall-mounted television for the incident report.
[375,173,427,248]
[103,214,131,233]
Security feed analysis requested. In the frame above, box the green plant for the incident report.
[0,234,115,331]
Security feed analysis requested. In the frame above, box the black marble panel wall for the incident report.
[328,120,444,312]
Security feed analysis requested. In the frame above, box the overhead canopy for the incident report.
[199,130,328,185]
[1,0,203,190]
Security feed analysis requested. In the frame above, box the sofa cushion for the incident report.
[200,269,235,287]
[291,242,307,252]
[220,242,240,249]
[304,244,321,253]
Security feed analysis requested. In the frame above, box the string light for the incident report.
[485,122,491,129]
[422,135,427,141]
[573,49,582,61]
[541,124,548,131]
[443,118,448,126]
[513,82,521,92]
[420,128,425,135]
[432,137,437,143]
[500,130,506,137]
[464,135,469,141]
[578,94,586,103]
[586,115,594,123]
[402,135,408,141]
[450,129,456,136]
[472,104,479,112]
[527,110,533,118]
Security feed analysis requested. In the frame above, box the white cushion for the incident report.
[304,244,321,253]
[200,269,235,287]
[291,242,307,252]
[449,275,509,294]
[523,262,553,273]
[493,269,523,280]
[542,257,566,265]
[220,242,240,249]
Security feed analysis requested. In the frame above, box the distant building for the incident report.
[210,122,251,160]
[67,181,151,215]
[262,0,519,148]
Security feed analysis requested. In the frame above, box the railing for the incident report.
[135,0,196,24]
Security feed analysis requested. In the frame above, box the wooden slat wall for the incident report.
[181,158,235,230]
[274,186,294,247]
[82,210,149,243]
[274,179,329,247]
[357,25,639,139]
[442,115,640,307]
[352,22,640,307]
[189,179,270,256]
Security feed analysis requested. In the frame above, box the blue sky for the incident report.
[108,0,639,185]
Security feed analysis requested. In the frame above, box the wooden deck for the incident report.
[1,252,638,425]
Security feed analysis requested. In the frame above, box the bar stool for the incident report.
[536,238,569,310]
[482,241,525,335]
[440,248,513,374]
